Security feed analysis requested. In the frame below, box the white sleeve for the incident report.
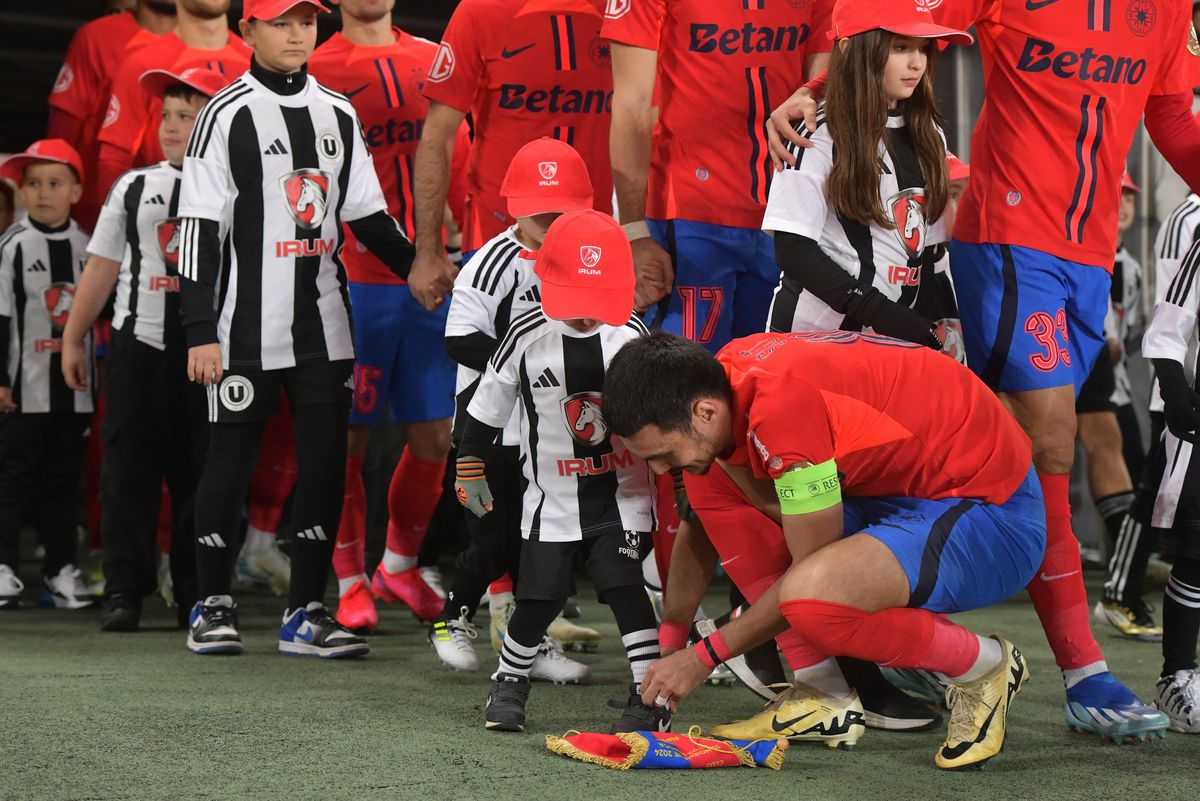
[0,235,14,319]
[1142,241,1200,364]
[88,173,132,262]
[339,114,388,222]
[761,124,832,240]
[179,113,232,222]
[445,250,519,339]
[466,357,521,429]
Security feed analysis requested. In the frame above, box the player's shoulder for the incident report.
[118,31,184,74]
[446,0,511,27]
[76,10,140,43]
[308,76,362,116]
[311,31,353,64]
[396,29,441,56]
[0,221,28,256]
[782,102,830,166]
[616,315,649,339]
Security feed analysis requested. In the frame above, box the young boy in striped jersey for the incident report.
[455,210,665,734]
[178,0,414,657]
[430,137,597,678]
[0,140,96,611]
[62,67,230,633]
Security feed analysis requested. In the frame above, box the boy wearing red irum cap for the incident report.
[61,67,231,634]
[0,140,96,611]
[453,209,664,734]
[429,137,597,678]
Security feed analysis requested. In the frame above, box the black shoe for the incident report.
[485,675,531,731]
[99,595,141,632]
[609,683,672,733]
[839,656,941,731]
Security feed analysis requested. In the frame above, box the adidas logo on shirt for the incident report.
[27,259,47,272]
[143,194,166,205]
[518,285,542,303]
[532,368,560,389]
[264,138,289,155]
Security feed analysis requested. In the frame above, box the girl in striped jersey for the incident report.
[761,18,966,354]
[177,0,412,658]
[1142,229,1200,733]
[63,67,230,633]
[0,140,95,611]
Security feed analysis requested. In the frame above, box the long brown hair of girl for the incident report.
[825,29,948,229]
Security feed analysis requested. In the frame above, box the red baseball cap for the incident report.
[532,210,635,326]
[829,0,974,46]
[0,139,85,185]
[242,0,330,22]
[501,137,593,218]
[1121,170,1141,194]
[139,67,231,99]
[947,151,970,182]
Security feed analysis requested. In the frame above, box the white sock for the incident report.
[1063,660,1108,689]
[495,635,540,680]
[621,628,660,686]
[489,590,514,615]
[381,548,417,574]
[792,657,853,697]
[337,574,367,597]
[945,636,1004,684]
[244,524,274,553]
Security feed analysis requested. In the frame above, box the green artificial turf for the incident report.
[2,570,1196,801]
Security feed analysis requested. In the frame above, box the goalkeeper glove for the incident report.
[455,455,493,517]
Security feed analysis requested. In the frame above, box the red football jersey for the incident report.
[99,32,251,166]
[602,0,832,230]
[422,0,614,252]
[939,0,1192,269]
[310,28,438,284]
[719,331,1032,505]
[49,13,161,175]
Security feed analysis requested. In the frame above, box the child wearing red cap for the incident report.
[0,139,97,611]
[61,68,231,633]
[426,137,597,676]
[452,209,664,734]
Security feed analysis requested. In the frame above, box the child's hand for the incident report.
[61,339,89,391]
[0,386,16,413]
[188,344,224,387]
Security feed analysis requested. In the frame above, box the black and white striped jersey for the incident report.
[1146,236,1200,529]
[764,107,949,333]
[89,161,185,351]
[446,227,542,447]
[1108,248,1142,407]
[467,309,656,542]
[178,62,388,370]
[0,220,93,413]
[1148,195,1200,413]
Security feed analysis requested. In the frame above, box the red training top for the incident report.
[719,331,1032,504]
[422,0,614,252]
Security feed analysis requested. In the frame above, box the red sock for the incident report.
[780,599,981,677]
[248,403,296,533]
[385,449,446,558]
[489,575,513,596]
[333,455,366,582]
[156,482,172,555]
[1026,471,1103,670]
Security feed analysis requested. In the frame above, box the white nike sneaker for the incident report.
[530,636,591,684]
[43,564,97,610]
[235,540,291,595]
[1154,669,1200,733]
[419,566,447,600]
[0,564,24,609]
[429,606,481,671]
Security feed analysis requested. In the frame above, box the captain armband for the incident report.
[773,459,841,515]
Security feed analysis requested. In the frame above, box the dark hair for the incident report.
[603,331,731,437]
[826,30,948,227]
[163,83,208,104]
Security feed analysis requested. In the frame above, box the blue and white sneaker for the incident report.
[279,602,369,658]
[1065,671,1169,742]
[187,596,243,655]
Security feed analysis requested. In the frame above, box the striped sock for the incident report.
[495,635,540,681]
[621,628,659,687]
[1163,558,1200,676]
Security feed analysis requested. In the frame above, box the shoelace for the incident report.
[945,681,989,743]
[451,607,479,644]
[205,606,236,629]
[538,636,569,660]
[306,607,345,631]
[1180,672,1200,713]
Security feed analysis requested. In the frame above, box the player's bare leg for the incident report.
[1006,386,1167,740]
